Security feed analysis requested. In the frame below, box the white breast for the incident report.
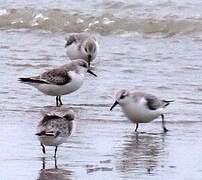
[122,98,164,123]
[66,43,86,60]
[38,136,67,146]
[36,71,85,96]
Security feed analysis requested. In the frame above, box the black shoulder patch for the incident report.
[145,96,161,110]
[65,35,76,46]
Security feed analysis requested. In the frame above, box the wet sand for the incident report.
[1,103,202,179]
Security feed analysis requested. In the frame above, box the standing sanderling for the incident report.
[65,33,99,67]
[36,110,75,158]
[19,59,97,106]
[110,89,174,133]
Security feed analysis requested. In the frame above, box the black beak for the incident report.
[88,61,91,67]
[65,42,68,48]
[87,69,97,77]
[88,55,91,67]
[110,101,119,111]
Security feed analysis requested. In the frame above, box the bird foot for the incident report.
[163,127,169,133]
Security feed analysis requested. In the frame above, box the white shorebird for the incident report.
[36,110,75,158]
[19,59,97,106]
[110,89,174,133]
[65,33,99,67]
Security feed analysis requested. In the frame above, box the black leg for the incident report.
[161,114,168,133]
[54,146,58,158]
[58,96,63,105]
[135,123,139,132]
[41,143,46,154]
[42,157,46,169]
[56,96,59,107]
[54,157,58,169]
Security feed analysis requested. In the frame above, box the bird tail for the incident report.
[163,100,174,107]
[35,131,55,137]
[19,77,48,84]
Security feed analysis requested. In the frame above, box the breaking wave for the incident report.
[0,8,202,35]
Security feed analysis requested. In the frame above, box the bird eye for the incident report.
[85,47,88,52]
[120,95,125,99]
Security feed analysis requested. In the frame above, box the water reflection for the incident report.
[37,157,72,180]
[116,132,167,177]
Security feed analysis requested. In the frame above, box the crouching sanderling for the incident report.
[65,33,99,67]
[36,110,75,158]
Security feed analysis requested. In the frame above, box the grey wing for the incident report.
[41,68,72,85]
[145,94,163,110]
[37,115,62,137]
[48,120,73,137]
[40,114,61,126]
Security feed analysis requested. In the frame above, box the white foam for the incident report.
[31,13,49,27]
[76,18,84,24]
[33,13,49,21]
[103,18,114,25]
[88,20,99,27]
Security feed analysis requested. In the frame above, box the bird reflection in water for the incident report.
[37,157,72,180]
[116,132,167,176]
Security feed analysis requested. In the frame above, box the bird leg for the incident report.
[42,157,46,169]
[54,157,58,169]
[56,96,59,107]
[161,114,168,133]
[135,123,139,132]
[58,96,63,105]
[54,146,58,158]
[41,143,46,154]
[56,96,62,106]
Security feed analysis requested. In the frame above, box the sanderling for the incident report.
[110,89,174,133]
[36,110,75,158]
[19,59,97,106]
[65,33,99,67]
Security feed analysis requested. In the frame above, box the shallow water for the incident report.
[1,0,202,180]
